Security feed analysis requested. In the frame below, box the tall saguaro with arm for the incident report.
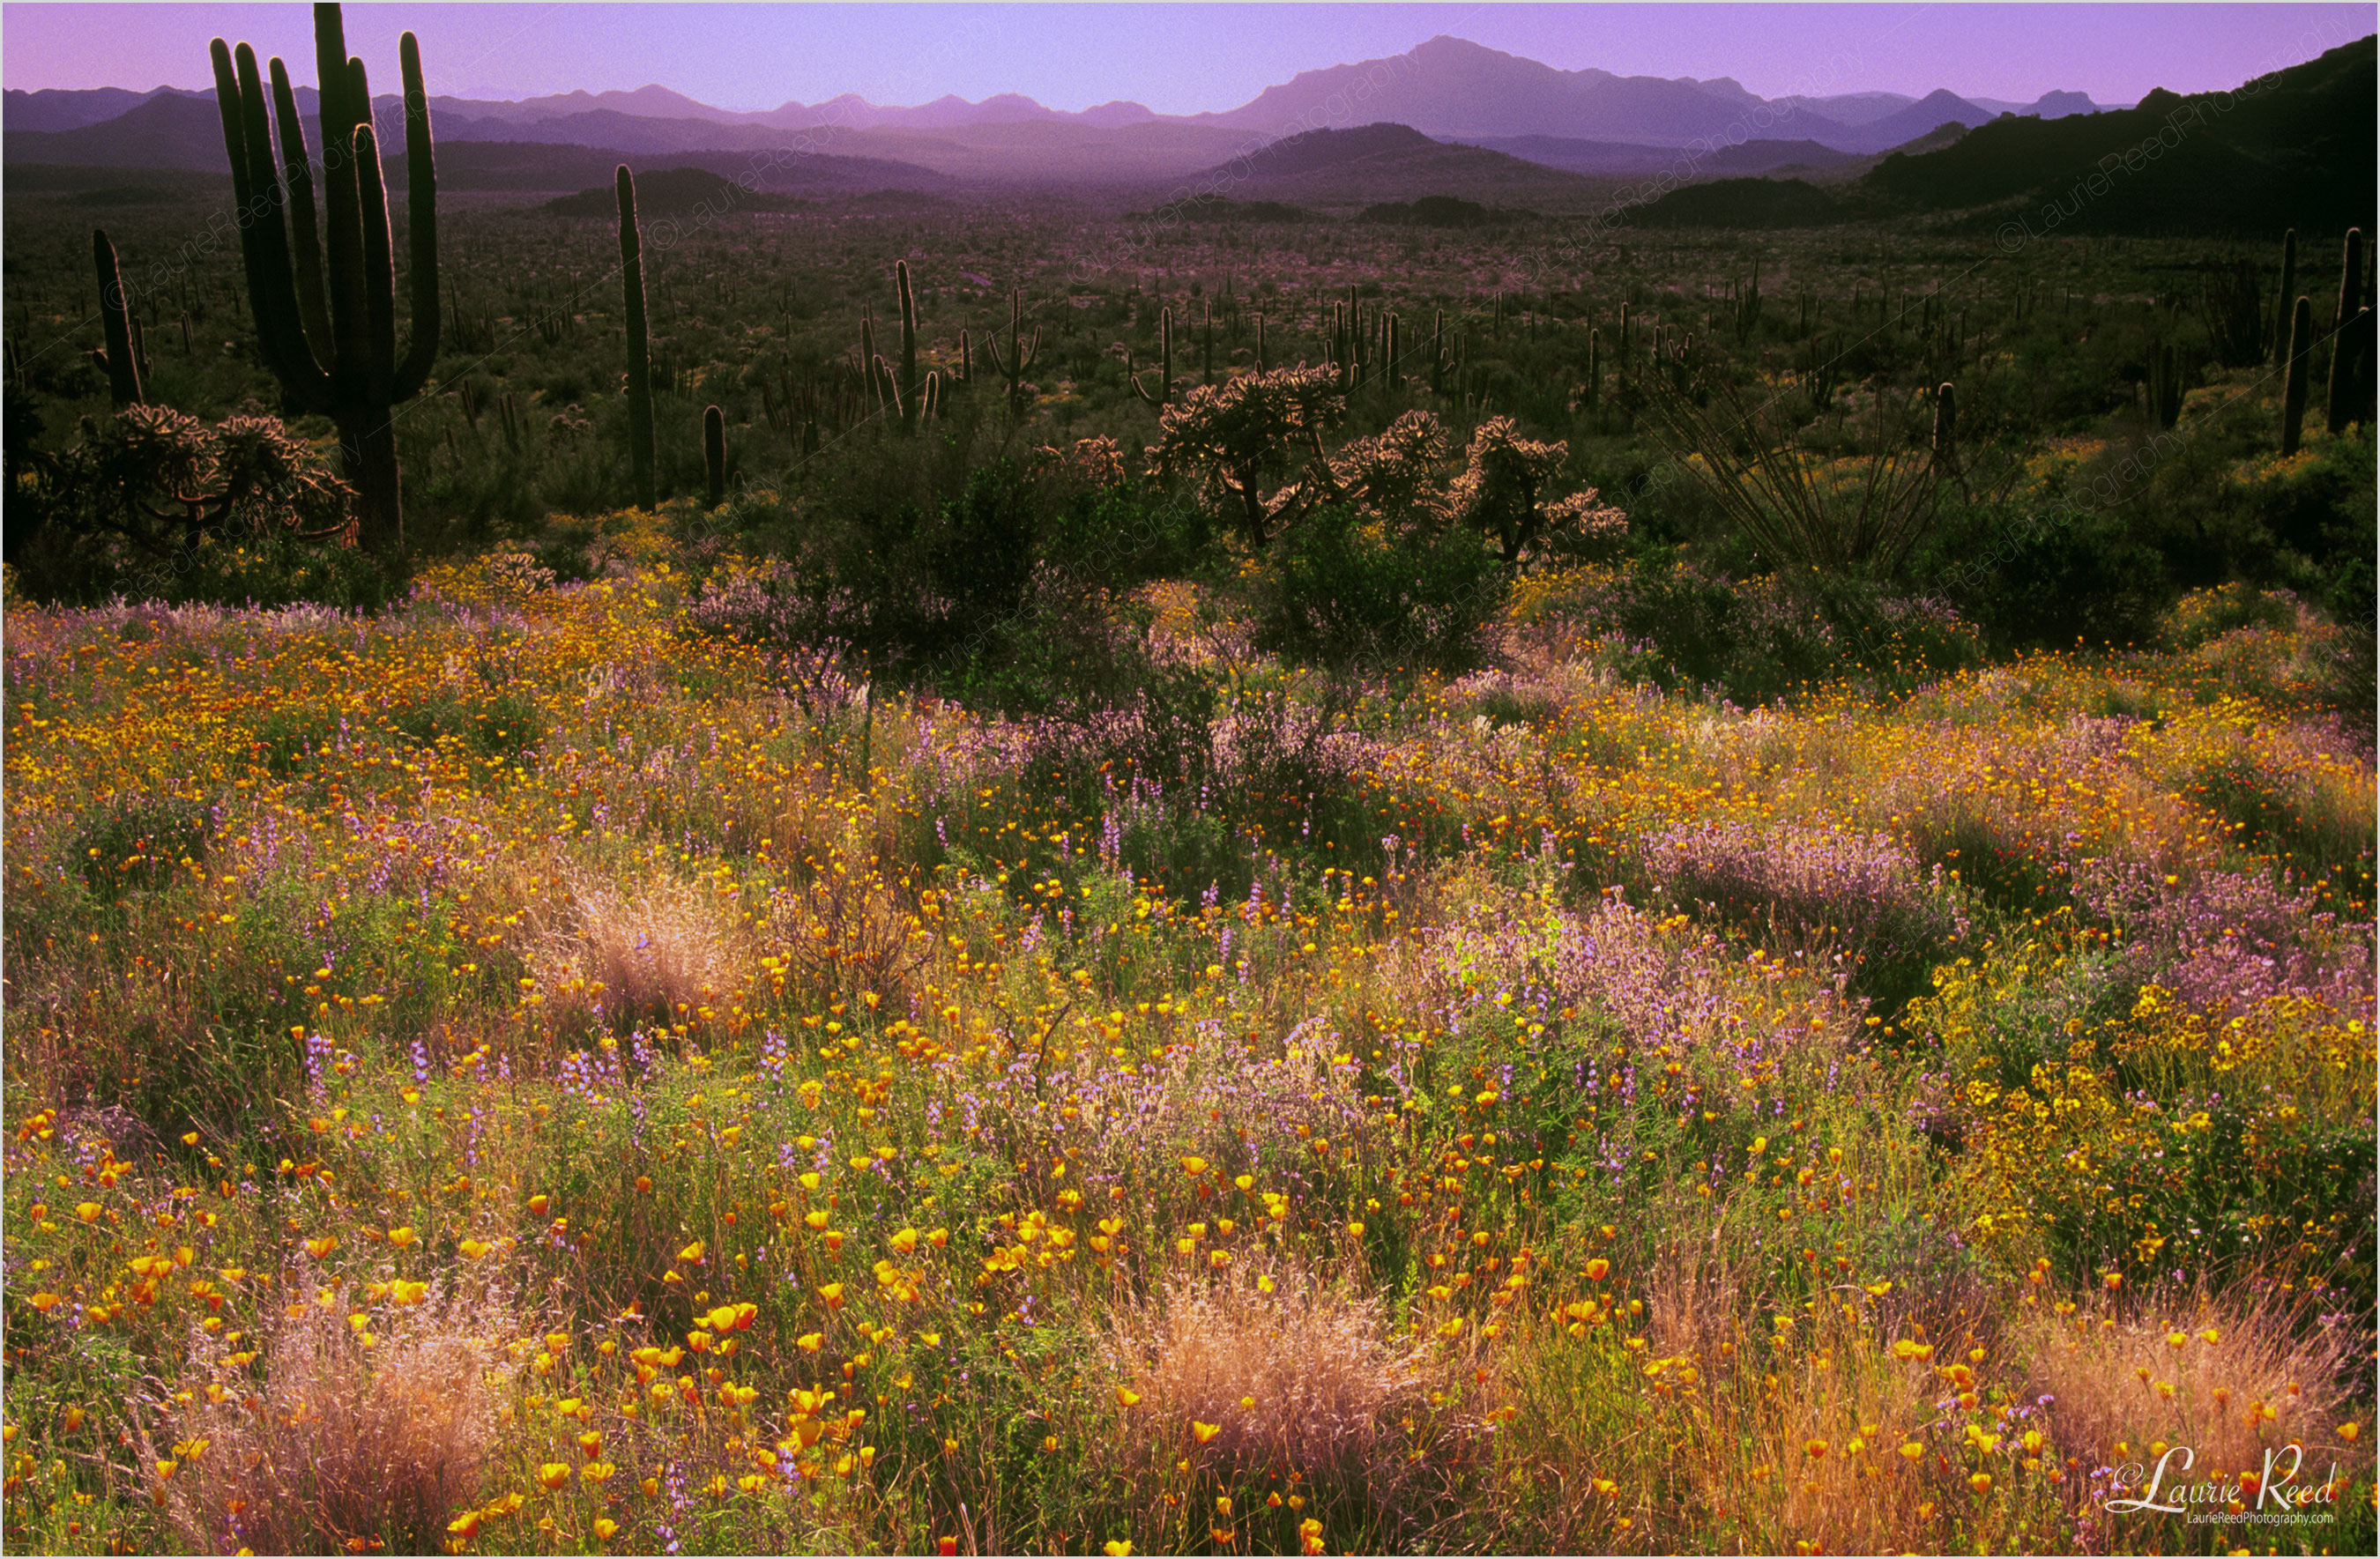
[210,2,438,563]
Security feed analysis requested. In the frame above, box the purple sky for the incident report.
[4,4,2371,112]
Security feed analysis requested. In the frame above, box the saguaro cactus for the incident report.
[210,2,438,560]
[91,229,145,407]
[703,405,725,508]
[2272,228,2297,364]
[984,288,1039,410]
[2148,343,2183,430]
[895,259,920,429]
[1127,306,1174,406]
[617,167,655,507]
[2280,294,2312,456]
[2327,228,2364,434]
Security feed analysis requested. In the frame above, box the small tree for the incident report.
[1149,367,1344,549]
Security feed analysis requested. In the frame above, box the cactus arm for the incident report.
[874,354,904,420]
[223,42,331,408]
[353,122,397,406]
[313,14,368,386]
[267,56,334,360]
[391,32,440,399]
[210,41,257,217]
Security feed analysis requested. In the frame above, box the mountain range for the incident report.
[7,33,2123,185]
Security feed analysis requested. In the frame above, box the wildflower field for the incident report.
[3,516,2372,1555]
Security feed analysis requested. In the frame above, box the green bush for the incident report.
[70,792,211,905]
[1255,504,1504,674]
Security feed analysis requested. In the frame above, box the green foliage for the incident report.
[6,405,396,608]
[1255,502,1504,674]
[71,791,211,904]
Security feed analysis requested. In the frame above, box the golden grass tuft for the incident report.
[530,858,741,1029]
[2019,1286,2371,1518]
[1105,1253,1468,1541]
[144,1281,516,1555]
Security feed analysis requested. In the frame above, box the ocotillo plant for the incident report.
[2280,294,2313,457]
[2327,229,2364,434]
[91,229,144,407]
[208,2,438,560]
[896,260,920,430]
[2272,228,2297,363]
[1127,306,1174,406]
[984,289,1039,410]
[703,405,725,509]
[617,167,655,508]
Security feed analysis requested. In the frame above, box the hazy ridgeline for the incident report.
[2,18,2376,1559]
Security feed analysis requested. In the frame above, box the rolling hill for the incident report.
[1177,122,1604,212]
[1622,34,2376,236]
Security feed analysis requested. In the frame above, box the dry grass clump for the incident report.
[1105,1252,1467,1538]
[2019,1286,2371,1508]
[143,1281,516,1555]
[530,858,741,1028]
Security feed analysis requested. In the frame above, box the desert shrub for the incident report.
[1254,502,1504,673]
[1540,552,1982,703]
[1917,496,2172,650]
[1946,981,2376,1305]
[249,704,344,780]
[6,405,398,608]
[1643,820,1967,1013]
[385,688,546,768]
[70,791,210,904]
[2159,582,2302,650]
[763,845,932,1008]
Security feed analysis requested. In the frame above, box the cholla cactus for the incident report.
[1147,367,1344,547]
[1324,410,1452,521]
[1442,416,1595,561]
